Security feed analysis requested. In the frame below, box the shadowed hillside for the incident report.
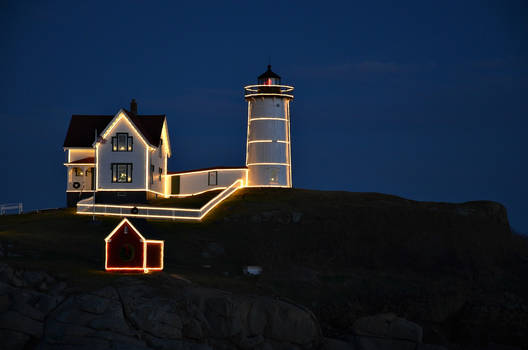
[1,188,527,349]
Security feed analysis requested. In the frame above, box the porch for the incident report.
[65,164,95,192]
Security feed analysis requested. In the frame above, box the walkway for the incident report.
[76,179,243,221]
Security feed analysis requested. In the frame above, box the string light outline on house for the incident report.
[63,162,95,166]
[249,117,289,121]
[91,110,169,197]
[96,111,154,149]
[104,218,164,273]
[166,168,248,176]
[94,112,153,190]
[144,148,149,192]
[246,163,290,166]
[65,65,293,218]
[78,179,244,220]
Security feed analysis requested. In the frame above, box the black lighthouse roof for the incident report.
[258,65,281,80]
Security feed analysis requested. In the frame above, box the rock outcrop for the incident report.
[0,264,321,350]
[0,263,473,350]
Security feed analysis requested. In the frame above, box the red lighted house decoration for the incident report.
[105,218,164,273]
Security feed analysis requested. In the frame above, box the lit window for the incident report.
[112,133,133,152]
[268,167,279,184]
[111,163,132,183]
[118,134,127,151]
[74,168,84,176]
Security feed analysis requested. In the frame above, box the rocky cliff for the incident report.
[0,263,449,350]
[1,188,527,349]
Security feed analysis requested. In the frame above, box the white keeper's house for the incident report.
[63,65,294,208]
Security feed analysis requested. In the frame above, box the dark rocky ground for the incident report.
[1,188,527,349]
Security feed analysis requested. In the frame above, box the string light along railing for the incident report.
[77,179,243,221]
[243,84,294,99]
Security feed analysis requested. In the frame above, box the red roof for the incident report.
[63,111,166,148]
[167,166,247,175]
[70,157,95,164]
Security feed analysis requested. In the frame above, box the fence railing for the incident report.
[0,203,23,215]
[76,179,243,221]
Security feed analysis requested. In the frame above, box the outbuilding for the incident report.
[104,218,164,273]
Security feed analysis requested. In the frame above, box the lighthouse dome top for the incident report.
[258,65,281,85]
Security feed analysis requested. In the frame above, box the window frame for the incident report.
[111,163,133,183]
[208,171,218,186]
[112,133,133,152]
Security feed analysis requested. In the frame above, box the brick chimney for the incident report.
[130,98,138,115]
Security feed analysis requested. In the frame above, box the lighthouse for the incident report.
[244,65,294,187]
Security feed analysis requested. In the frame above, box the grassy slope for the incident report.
[1,188,528,345]
[1,188,527,288]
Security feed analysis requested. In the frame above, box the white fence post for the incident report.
[0,203,24,216]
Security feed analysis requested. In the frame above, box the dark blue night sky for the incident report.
[1,1,527,232]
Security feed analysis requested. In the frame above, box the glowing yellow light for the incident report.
[248,140,273,144]
[247,163,290,166]
[78,179,243,221]
[286,99,292,186]
[97,111,152,149]
[245,93,294,99]
[145,148,149,190]
[166,168,248,176]
[96,143,100,190]
[65,148,95,164]
[161,120,172,157]
[244,84,293,187]
[96,188,147,192]
[245,101,251,168]
[164,152,168,197]
[250,117,288,121]
[79,202,200,212]
[63,163,94,166]
[244,84,294,93]
[151,187,225,198]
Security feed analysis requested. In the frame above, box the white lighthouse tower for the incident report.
[244,65,294,187]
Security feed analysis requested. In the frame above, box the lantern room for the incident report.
[258,65,281,86]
